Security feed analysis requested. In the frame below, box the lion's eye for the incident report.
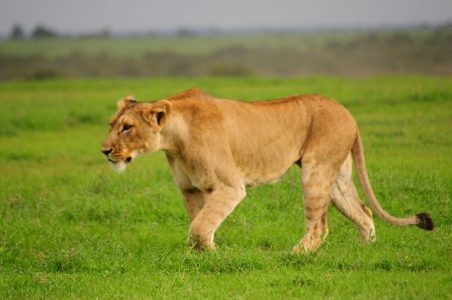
[122,124,133,131]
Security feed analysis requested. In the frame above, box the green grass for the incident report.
[0,76,451,299]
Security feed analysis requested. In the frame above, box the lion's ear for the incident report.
[142,100,172,128]
[117,95,137,110]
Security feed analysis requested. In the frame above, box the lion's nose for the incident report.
[101,148,112,157]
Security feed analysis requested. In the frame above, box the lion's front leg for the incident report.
[182,188,206,221]
[166,154,207,221]
[188,184,246,250]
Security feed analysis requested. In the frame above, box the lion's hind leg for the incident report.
[293,160,337,253]
[331,154,376,242]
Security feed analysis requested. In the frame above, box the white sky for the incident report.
[1,0,451,35]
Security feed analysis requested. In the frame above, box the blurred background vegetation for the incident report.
[1,23,451,80]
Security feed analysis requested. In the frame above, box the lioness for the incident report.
[101,88,433,252]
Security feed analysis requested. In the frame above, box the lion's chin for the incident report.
[108,151,138,173]
[110,160,128,173]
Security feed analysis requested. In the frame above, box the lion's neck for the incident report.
[157,112,188,155]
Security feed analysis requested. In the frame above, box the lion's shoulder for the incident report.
[167,88,212,101]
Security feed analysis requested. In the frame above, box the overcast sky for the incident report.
[1,0,452,35]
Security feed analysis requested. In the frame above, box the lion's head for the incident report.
[101,96,171,172]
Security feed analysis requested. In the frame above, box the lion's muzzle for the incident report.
[101,148,112,157]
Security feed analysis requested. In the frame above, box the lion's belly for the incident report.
[241,166,292,187]
[235,149,300,187]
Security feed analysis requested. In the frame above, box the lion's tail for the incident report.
[351,130,434,230]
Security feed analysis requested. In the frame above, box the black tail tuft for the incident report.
[416,212,434,231]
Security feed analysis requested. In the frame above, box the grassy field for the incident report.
[0,76,451,299]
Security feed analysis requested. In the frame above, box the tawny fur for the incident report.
[101,88,433,252]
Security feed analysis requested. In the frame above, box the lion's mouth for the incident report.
[108,157,132,164]
[105,151,137,172]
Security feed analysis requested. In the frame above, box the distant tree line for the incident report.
[9,24,58,39]
[9,22,452,40]
[8,24,110,39]
[8,24,210,39]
